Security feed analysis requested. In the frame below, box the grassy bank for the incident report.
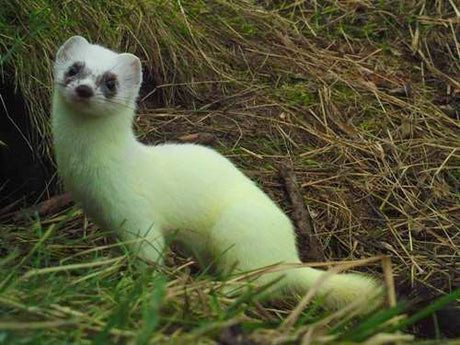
[1,0,459,343]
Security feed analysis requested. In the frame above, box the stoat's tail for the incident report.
[285,267,383,312]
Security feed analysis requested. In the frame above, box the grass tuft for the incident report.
[1,0,459,343]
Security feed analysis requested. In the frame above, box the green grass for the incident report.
[1,212,458,344]
[1,0,459,343]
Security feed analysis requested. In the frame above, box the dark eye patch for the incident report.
[64,62,87,85]
[98,72,118,98]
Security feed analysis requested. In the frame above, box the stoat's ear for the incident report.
[115,53,143,88]
[56,36,89,63]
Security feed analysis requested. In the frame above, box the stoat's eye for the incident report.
[67,62,83,77]
[100,71,118,98]
[105,78,116,91]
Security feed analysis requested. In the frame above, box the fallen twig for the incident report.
[279,164,324,262]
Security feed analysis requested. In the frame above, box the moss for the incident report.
[275,84,316,108]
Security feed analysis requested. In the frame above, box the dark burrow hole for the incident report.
[0,78,53,210]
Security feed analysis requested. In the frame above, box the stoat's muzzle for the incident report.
[74,84,94,99]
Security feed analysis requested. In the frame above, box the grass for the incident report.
[1,0,459,343]
[1,212,458,344]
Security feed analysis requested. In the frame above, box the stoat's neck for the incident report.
[52,94,140,175]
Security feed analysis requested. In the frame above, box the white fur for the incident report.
[52,36,383,312]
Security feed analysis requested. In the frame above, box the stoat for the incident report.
[52,36,383,312]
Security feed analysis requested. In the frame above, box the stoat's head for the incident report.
[54,36,142,117]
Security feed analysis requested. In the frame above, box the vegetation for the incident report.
[0,0,459,344]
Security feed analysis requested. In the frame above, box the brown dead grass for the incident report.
[0,0,459,342]
[132,0,460,302]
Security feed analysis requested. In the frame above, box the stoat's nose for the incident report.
[75,85,94,98]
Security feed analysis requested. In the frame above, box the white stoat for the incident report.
[52,36,383,312]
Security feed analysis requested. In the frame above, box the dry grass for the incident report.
[0,0,459,343]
